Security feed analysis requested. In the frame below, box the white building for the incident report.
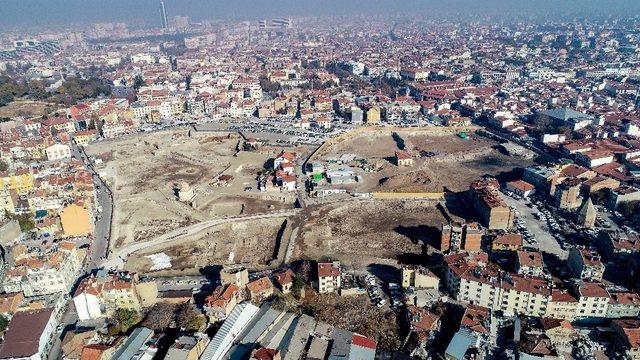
[317,262,341,294]
[45,144,71,161]
[2,243,82,297]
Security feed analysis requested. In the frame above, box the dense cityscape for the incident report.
[1,1,640,360]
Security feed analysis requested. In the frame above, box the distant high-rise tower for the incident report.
[159,1,169,29]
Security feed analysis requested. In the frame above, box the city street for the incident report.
[71,143,113,271]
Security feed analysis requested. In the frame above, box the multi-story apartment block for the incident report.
[573,281,610,318]
[607,292,640,319]
[555,177,583,211]
[444,252,629,321]
[546,289,580,321]
[73,272,157,321]
[440,222,483,252]
[468,178,515,230]
[2,242,83,297]
[516,250,546,277]
[444,253,551,317]
[317,262,341,294]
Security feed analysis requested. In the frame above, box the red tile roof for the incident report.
[0,309,53,359]
[352,334,377,349]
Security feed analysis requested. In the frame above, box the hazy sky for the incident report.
[1,0,639,31]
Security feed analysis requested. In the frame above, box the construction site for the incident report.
[124,216,291,275]
[88,126,536,274]
[85,129,299,252]
[310,127,536,193]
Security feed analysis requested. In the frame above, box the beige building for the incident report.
[165,334,209,360]
[554,177,582,211]
[607,292,640,318]
[220,266,249,287]
[444,253,551,318]
[247,277,274,302]
[366,107,381,124]
[468,178,515,230]
[273,269,295,294]
[516,250,545,277]
[73,272,157,321]
[401,265,439,289]
[546,289,580,321]
[3,242,83,297]
[574,281,610,318]
[395,151,414,166]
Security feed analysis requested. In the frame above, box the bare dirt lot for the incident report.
[0,100,58,118]
[294,199,461,268]
[317,129,535,193]
[86,129,298,250]
[125,216,288,274]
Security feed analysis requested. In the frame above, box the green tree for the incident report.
[470,73,482,84]
[292,277,305,298]
[556,125,573,139]
[14,213,34,232]
[0,160,8,172]
[259,76,280,93]
[0,76,27,106]
[133,75,145,90]
[28,80,48,99]
[0,315,8,334]
[110,308,141,334]
[533,113,552,132]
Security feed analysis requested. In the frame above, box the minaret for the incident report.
[159,1,169,29]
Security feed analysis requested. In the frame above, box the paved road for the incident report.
[71,144,113,271]
[48,299,79,360]
[102,209,300,270]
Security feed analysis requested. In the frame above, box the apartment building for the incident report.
[555,177,583,211]
[440,222,483,252]
[2,242,83,297]
[468,178,515,230]
[401,265,440,289]
[73,272,157,321]
[204,284,241,322]
[546,289,580,321]
[516,251,545,277]
[317,262,341,294]
[573,281,610,318]
[607,292,640,318]
[444,253,551,317]
[444,250,636,322]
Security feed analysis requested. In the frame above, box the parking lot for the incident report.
[501,192,568,259]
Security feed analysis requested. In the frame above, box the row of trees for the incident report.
[0,75,112,107]
[3,210,35,232]
[108,303,206,336]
